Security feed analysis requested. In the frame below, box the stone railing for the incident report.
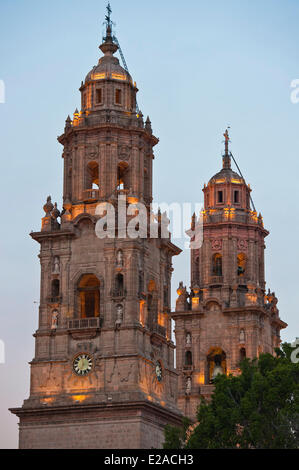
[209,276,223,285]
[152,324,166,337]
[82,189,100,202]
[67,317,101,330]
[110,288,127,299]
[204,211,263,227]
[47,296,62,304]
[183,364,194,372]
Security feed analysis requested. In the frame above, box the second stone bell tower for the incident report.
[10,7,182,449]
[172,130,287,421]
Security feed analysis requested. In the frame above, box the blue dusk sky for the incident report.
[0,0,299,448]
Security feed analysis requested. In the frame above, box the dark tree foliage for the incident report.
[164,344,299,449]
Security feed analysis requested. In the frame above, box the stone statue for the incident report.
[186,377,192,396]
[115,304,123,327]
[186,333,192,345]
[212,356,224,380]
[53,257,60,274]
[117,250,123,267]
[239,329,245,343]
[51,310,59,330]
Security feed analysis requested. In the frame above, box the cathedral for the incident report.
[10,6,287,449]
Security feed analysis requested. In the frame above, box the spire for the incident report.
[100,2,118,56]
[222,128,231,169]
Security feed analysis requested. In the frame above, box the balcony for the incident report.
[110,288,127,299]
[183,364,194,372]
[47,296,62,304]
[82,189,100,202]
[67,317,101,330]
[209,276,223,286]
[152,324,166,337]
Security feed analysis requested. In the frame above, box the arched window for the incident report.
[138,272,144,297]
[240,348,246,362]
[51,279,60,300]
[86,161,99,190]
[147,280,158,329]
[78,274,100,318]
[237,253,246,276]
[185,351,193,366]
[212,253,222,276]
[117,162,129,190]
[207,348,227,384]
[115,273,124,297]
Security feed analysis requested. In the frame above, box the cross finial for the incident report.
[105,2,112,28]
[223,128,230,144]
[223,127,230,156]
[222,127,231,169]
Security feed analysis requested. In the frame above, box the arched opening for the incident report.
[207,347,227,384]
[117,162,129,190]
[237,253,246,277]
[77,274,100,318]
[138,271,144,297]
[51,279,60,301]
[212,253,222,276]
[147,280,158,329]
[115,273,124,297]
[86,161,99,190]
[240,348,246,363]
[185,351,193,366]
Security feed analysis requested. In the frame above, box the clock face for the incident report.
[73,354,93,376]
[155,361,163,382]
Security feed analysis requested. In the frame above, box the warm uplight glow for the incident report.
[224,207,235,220]
[139,300,145,327]
[128,196,139,205]
[197,374,205,385]
[72,395,87,403]
[246,293,258,303]
[231,179,242,184]
[91,73,106,80]
[250,211,258,223]
[42,397,54,405]
[158,313,166,327]
[111,73,126,81]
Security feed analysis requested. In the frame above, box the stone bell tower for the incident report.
[10,6,181,449]
[171,130,287,421]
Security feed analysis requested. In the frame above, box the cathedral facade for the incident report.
[10,13,182,449]
[10,7,287,448]
[172,131,287,420]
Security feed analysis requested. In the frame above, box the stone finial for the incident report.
[65,115,72,130]
[176,282,190,312]
[145,116,152,133]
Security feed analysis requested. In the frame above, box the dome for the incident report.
[85,26,132,84]
[209,167,243,185]
[85,55,132,84]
